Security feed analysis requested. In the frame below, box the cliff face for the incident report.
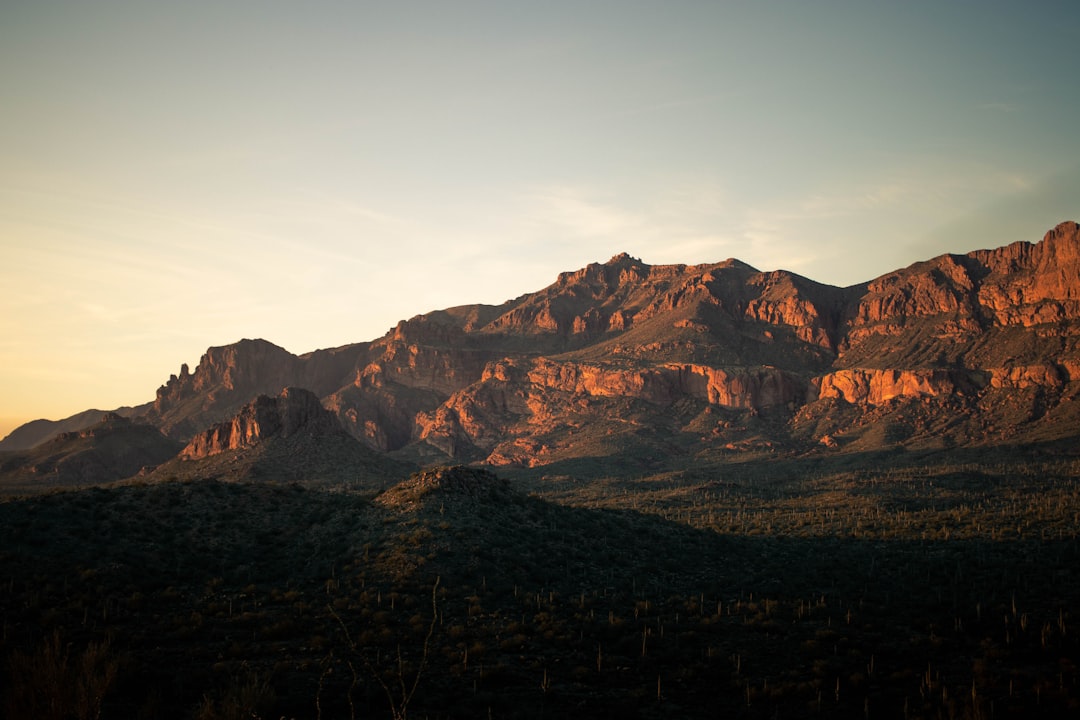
[517,359,805,411]
[395,222,1080,463]
[180,387,342,459]
[147,339,363,441]
[973,221,1080,322]
[839,221,1080,368]
[159,387,412,489]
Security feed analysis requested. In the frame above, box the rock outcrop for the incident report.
[839,221,1080,368]
[814,368,975,405]
[180,387,342,459]
[155,387,412,489]
[148,339,363,441]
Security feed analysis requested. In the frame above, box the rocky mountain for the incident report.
[373,221,1080,467]
[0,413,181,492]
[146,339,366,441]
[178,386,343,459]
[5,221,1078,482]
[146,387,412,489]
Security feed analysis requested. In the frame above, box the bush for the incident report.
[3,631,118,720]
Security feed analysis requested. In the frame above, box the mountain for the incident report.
[0,413,182,493]
[6,221,1079,482]
[146,339,366,441]
[371,221,1080,467]
[145,387,412,489]
[0,405,151,452]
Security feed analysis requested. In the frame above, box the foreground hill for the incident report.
[3,221,1079,480]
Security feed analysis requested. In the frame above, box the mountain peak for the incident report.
[1045,220,1079,241]
[606,251,645,266]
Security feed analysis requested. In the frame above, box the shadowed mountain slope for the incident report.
[0,405,151,453]
[145,339,367,441]
[146,387,412,490]
[0,414,181,493]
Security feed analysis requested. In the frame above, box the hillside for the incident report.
[0,405,151,453]
[145,387,413,490]
[0,413,181,493]
[2,463,1079,718]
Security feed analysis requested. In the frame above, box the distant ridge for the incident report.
[0,413,181,492]
[0,405,150,452]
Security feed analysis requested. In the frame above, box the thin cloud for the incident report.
[528,188,643,239]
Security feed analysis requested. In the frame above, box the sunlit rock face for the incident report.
[840,221,1080,363]
[147,339,364,442]
[395,222,1080,462]
[814,369,966,405]
[147,221,1080,465]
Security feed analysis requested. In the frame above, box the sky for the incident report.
[1,0,1078,438]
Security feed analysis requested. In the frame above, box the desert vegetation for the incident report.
[1,450,1078,719]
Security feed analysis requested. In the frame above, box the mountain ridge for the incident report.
[3,221,1078,484]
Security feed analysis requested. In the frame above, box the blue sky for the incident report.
[1,0,1078,436]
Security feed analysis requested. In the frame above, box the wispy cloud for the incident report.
[527,187,644,239]
[507,159,1047,287]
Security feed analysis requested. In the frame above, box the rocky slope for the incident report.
[146,339,366,441]
[148,387,412,489]
[401,222,1080,465]
[178,386,342,459]
[6,221,1079,480]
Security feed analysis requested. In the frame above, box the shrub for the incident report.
[3,631,118,720]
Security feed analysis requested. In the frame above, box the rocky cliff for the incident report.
[839,221,1080,368]
[147,339,364,441]
[159,387,411,488]
[394,222,1080,464]
[179,387,343,459]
